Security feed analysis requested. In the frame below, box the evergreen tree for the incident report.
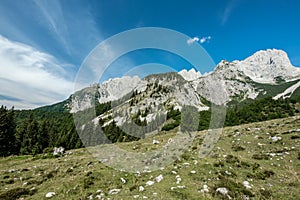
[18,114,39,155]
[0,106,16,156]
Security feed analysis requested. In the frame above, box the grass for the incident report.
[0,115,299,199]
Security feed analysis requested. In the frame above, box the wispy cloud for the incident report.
[221,0,238,25]
[0,1,102,63]
[187,36,211,45]
[33,0,71,55]
[0,35,74,109]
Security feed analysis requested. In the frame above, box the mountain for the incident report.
[27,49,300,134]
[70,76,141,113]
[70,49,299,111]
[192,49,300,104]
[59,49,300,141]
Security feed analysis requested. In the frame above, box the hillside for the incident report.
[0,116,299,199]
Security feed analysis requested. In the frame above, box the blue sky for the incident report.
[0,0,300,109]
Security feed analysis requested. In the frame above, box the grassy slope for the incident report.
[0,116,299,200]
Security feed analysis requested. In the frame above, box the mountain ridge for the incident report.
[32,49,300,121]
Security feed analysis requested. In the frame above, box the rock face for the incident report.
[238,49,300,83]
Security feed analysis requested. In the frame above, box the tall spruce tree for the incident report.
[0,106,16,156]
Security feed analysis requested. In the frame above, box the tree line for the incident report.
[0,105,83,157]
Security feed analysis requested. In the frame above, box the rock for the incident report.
[152,140,160,144]
[133,195,139,199]
[190,170,196,174]
[270,136,281,142]
[155,174,163,182]
[45,192,56,198]
[225,170,232,175]
[216,187,229,195]
[171,171,177,174]
[53,147,65,156]
[139,186,145,192]
[200,184,209,193]
[176,175,181,184]
[243,181,252,189]
[120,177,126,184]
[108,189,121,195]
[146,180,154,186]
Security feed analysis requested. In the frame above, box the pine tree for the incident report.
[18,114,39,155]
[0,106,16,156]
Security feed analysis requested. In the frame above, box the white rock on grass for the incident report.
[53,147,65,156]
[270,136,281,142]
[139,186,145,192]
[45,192,56,198]
[190,170,196,174]
[120,177,126,184]
[152,140,160,144]
[155,174,163,182]
[146,181,154,186]
[171,185,186,190]
[216,187,229,195]
[176,175,181,184]
[133,195,139,199]
[243,181,252,189]
[200,184,209,193]
[108,189,121,195]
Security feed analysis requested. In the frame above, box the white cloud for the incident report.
[187,36,211,45]
[200,36,212,44]
[0,35,74,109]
[187,37,200,45]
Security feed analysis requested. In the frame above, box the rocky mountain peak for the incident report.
[243,49,292,67]
[178,68,202,81]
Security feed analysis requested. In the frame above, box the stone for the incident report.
[146,180,154,186]
[243,181,252,189]
[155,174,163,182]
[216,187,229,195]
[139,186,145,192]
[120,177,126,184]
[53,147,65,156]
[108,189,121,195]
[45,192,56,198]
[152,140,160,144]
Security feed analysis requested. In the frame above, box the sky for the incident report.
[0,0,300,109]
